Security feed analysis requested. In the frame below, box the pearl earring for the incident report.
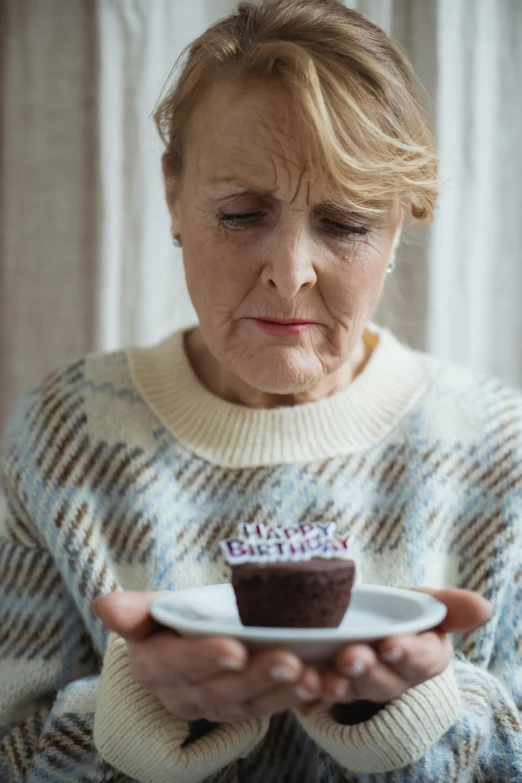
[172,235,182,248]
[387,255,396,274]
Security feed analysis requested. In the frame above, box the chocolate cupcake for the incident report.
[221,522,357,628]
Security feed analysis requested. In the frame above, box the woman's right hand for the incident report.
[92,590,324,723]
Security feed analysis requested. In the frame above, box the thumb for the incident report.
[402,586,493,634]
[91,590,171,642]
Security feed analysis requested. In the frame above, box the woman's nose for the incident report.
[260,231,317,299]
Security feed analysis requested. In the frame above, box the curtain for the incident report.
[1,0,521,429]
[426,0,522,386]
[0,0,98,426]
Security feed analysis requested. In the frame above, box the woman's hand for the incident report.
[92,586,492,723]
[92,591,322,723]
[297,587,493,717]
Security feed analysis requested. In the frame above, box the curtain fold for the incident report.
[96,0,236,353]
[426,0,522,387]
[1,0,521,430]
[0,0,98,426]
[357,0,438,353]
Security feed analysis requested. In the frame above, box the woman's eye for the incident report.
[323,220,369,239]
[218,211,264,229]
[217,211,369,238]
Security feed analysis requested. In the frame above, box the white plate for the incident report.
[150,583,447,666]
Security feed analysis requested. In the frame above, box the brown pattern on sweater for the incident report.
[0,707,50,782]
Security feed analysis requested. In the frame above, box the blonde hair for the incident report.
[154,0,439,223]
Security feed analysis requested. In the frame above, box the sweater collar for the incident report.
[126,323,440,468]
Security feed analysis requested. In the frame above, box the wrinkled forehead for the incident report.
[185,76,315,202]
[183,75,400,221]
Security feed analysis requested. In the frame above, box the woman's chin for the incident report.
[237,362,321,397]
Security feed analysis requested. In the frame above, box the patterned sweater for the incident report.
[1,322,522,783]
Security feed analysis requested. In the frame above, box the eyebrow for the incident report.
[205,176,372,220]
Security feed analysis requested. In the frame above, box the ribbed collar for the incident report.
[126,323,440,468]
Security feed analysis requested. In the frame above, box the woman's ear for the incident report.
[162,154,181,226]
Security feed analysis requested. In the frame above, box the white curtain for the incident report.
[1,0,521,426]
[426,0,522,386]
[96,0,228,351]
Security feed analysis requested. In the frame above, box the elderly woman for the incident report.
[1,0,521,781]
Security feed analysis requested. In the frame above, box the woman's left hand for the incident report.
[297,587,493,717]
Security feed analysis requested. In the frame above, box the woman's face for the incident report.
[166,77,403,397]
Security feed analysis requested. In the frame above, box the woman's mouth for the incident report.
[253,318,316,336]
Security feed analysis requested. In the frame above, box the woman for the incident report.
[0,0,520,781]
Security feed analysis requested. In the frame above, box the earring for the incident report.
[172,234,182,248]
[387,255,396,274]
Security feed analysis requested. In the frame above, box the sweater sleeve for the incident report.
[296,522,522,779]
[297,655,522,780]
[0,390,269,783]
[93,633,269,783]
[0,483,118,782]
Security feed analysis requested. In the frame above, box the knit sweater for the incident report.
[1,321,521,783]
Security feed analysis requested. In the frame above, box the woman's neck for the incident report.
[183,326,375,410]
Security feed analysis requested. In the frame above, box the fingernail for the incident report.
[269,665,300,683]
[218,656,246,672]
[295,686,317,702]
[114,593,136,610]
[343,659,366,677]
[381,647,403,663]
